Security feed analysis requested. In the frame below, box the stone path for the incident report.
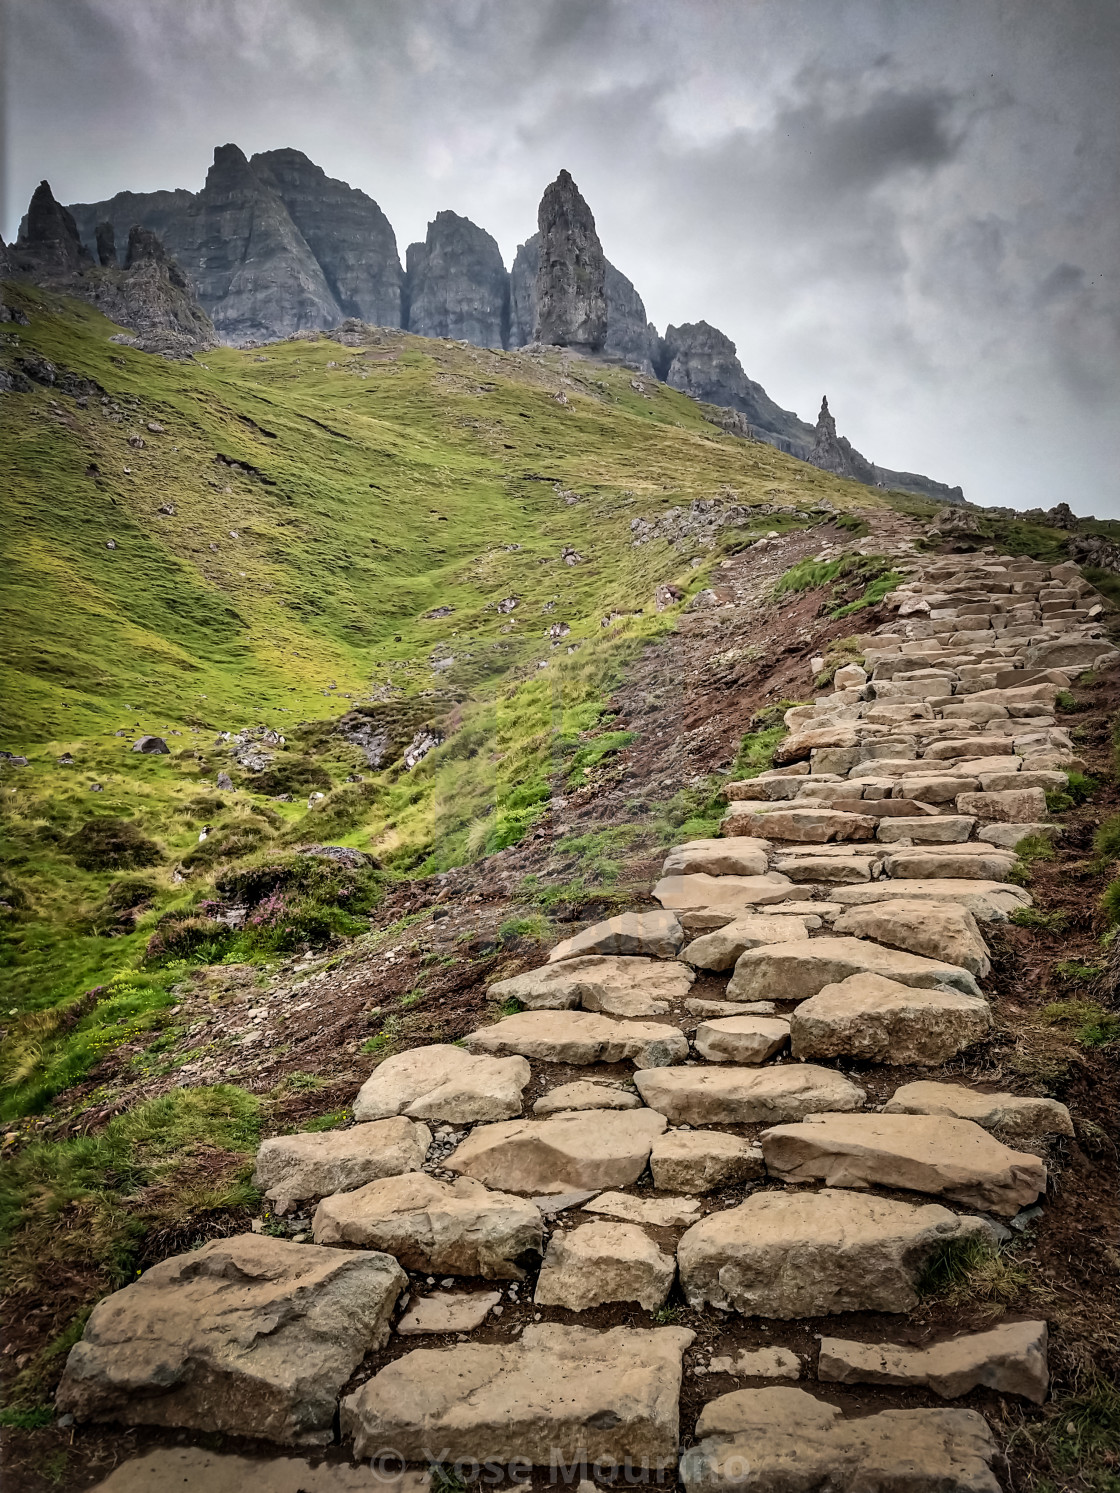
[78,548,1105,1489]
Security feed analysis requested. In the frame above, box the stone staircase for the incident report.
[63,551,1116,1490]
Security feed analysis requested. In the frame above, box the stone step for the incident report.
[682,915,816,970]
[676,1189,990,1316]
[634,1064,865,1125]
[884,1079,1073,1137]
[680,1387,1002,1493]
[818,1319,1049,1403]
[341,1323,694,1467]
[760,1111,1046,1215]
[875,814,977,843]
[885,846,1018,881]
[582,1190,702,1226]
[789,972,992,1065]
[91,1448,430,1492]
[397,1290,502,1335]
[353,1044,530,1124]
[649,1130,765,1191]
[445,1107,668,1194]
[487,954,695,1015]
[654,870,804,911]
[727,935,982,1002]
[662,835,770,875]
[533,1079,642,1114]
[548,909,684,961]
[693,1014,791,1063]
[56,1235,406,1445]
[253,1117,432,1213]
[535,1219,675,1310]
[831,898,990,976]
[312,1173,544,1277]
[829,878,1029,920]
[723,806,877,842]
[462,1009,689,1068]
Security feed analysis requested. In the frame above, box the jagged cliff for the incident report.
[662,321,815,453]
[404,211,508,348]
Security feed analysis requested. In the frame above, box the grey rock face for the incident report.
[405,211,508,348]
[534,170,607,350]
[250,147,403,327]
[509,233,539,347]
[511,231,656,370]
[14,180,91,277]
[809,395,877,483]
[663,321,813,448]
[94,221,117,267]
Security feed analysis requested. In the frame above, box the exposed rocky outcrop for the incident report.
[405,211,508,348]
[663,321,814,450]
[509,234,539,348]
[807,395,966,504]
[95,221,117,267]
[14,180,92,278]
[534,170,606,351]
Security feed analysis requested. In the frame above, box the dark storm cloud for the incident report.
[3,0,1118,513]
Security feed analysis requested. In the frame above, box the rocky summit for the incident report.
[1,232,1119,1492]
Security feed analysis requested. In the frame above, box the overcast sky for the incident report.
[5,0,1119,514]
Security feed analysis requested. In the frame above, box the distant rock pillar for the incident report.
[95,221,117,267]
[533,169,606,351]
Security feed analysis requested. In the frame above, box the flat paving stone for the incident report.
[57,1235,406,1445]
[312,1173,544,1278]
[341,1323,695,1468]
[884,1079,1073,1137]
[253,1118,432,1213]
[680,1387,1001,1493]
[818,1319,1049,1403]
[548,910,684,961]
[790,972,992,1066]
[677,1189,990,1316]
[727,935,982,1002]
[635,1065,864,1125]
[445,1108,668,1194]
[463,1010,688,1069]
[353,1045,530,1124]
[487,955,694,1016]
[397,1290,502,1336]
[662,837,771,876]
[760,1111,1046,1216]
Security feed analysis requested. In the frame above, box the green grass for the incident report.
[918,1232,1034,1307]
[1010,906,1070,932]
[1041,1000,1120,1048]
[771,554,902,616]
[1015,832,1057,865]
[1015,1378,1120,1493]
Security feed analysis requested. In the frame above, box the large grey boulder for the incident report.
[56,1235,405,1444]
[680,1387,1002,1493]
[312,1173,543,1279]
[341,1323,695,1467]
[534,170,606,350]
[677,1190,990,1316]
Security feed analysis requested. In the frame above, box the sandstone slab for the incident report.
[312,1173,543,1278]
[818,1320,1049,1403]
[397,1290,502,1336]
[487,955,694,1016]
[832,899,991,977]
[533,1080,641,1115]
[830,878,1029,921]
[727,807,877,843]
[727,935,981,1002]
[957,788,1049,822]
[654,872,795,912]
[649,1130,764,1192]
[635,1065,864,1126]
[582,1191,702,1226]
[875,815,976,844]
[693,1015,791,1064]
[535,1220,675,1310]
[253,1118,432,1212]
[57,1235,406,1444]
[677,1189,989,1316]
[790,973,991,1066]
[353,1045,530,1124]
[662,837,770,876]
[90,1448,430,1493]
[548,910,683,962]
[885,847,1017,881]
[341,1323,694,1467]
[463,1010,687,1069]
[680,1387,1001,1493]
[885,1080,1073,1138]
[765,853,873,884]
[685,998,778,1017]
[446,1108,667,1194]
[682,916,811,971]
[760,1112,1046,1215]
[706,1347,801,1380]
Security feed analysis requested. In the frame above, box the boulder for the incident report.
[831,900,991,977]
[548,911,683,962]
[829,878,1029,921]
[535,1220,675,1310]
[662,837,770,876]
[649,1131,765,1192]
[397,1290,502,1336]
[582,1191,702,1226]
[679,1387,1001,1493]
[487,955,695,1015]
[131,735,170,754]
[677,1189,989,1316]
[445,1108,667,1194]
[253,1117,432,1212]
[693,1015,791,1063]
[634,1065,864,1125]
[353,1045,530,1124]
[56,1235,406,1444]
[653,872,796,912]
[681,916,812,971]
[533,1080,642,1115]
[727,935,981,1002]
[463,1010,688,1069]
[341,1323,694,1467]
[818,1320,1049,1403]
[957,788,1049,822]
[312,1173,543,1278]
[884,1080,1073,1138]
[790,973,991,1065]
[760,1112,1046,1215]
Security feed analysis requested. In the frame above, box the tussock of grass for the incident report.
[1010,906,1070,932]
[1041,1000,1120,1049]
[919,1233,1034,1308]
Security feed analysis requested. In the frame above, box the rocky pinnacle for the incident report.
[534,170,607,351]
